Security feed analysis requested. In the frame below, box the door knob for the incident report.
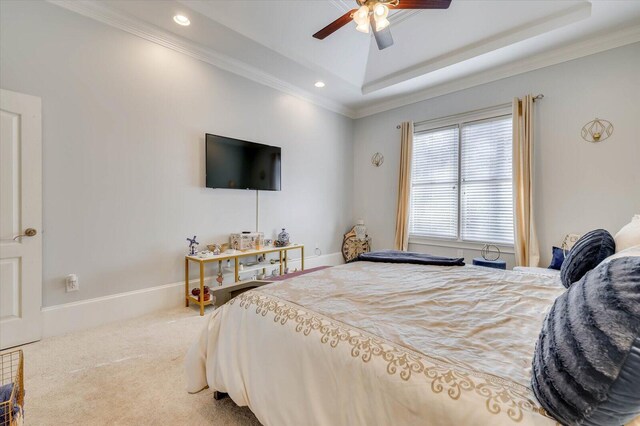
[13,228,37,241]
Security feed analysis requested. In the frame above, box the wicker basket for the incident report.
[0,350,23,426]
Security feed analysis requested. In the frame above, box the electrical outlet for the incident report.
[66,274,79,292]
[456,249,464,258]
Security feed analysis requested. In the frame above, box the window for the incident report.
[409,112,514,245]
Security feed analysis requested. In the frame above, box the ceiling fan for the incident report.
[313,0,452,50]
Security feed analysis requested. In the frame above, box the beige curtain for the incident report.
[513,96,540,266]
[394,121,413,251]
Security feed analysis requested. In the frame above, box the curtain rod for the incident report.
[395,94,544,129]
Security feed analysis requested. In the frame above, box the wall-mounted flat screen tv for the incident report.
[205,134,281,191]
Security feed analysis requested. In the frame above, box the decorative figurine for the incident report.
[216,263,224,286]
[212,244,221,255]
[187,236,199,256]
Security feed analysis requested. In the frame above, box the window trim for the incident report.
[409,104,514,248]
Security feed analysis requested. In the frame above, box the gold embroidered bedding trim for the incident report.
[230,290,556,424]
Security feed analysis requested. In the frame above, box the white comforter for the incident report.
[185,262,565,426]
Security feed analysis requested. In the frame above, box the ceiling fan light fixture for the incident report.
[375,17,390,31]
[373,3,389,18]
[356,22,370,33]
[354,5,370,25]
[373,3,389,31]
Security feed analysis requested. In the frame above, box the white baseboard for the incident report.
[41,252,343,338]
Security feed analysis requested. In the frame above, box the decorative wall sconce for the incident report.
[581,118,613,143]
[371,152,384,167]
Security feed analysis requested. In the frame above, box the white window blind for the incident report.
[461,116,514,245]
[409,111,514,245]
[409,126,459,239]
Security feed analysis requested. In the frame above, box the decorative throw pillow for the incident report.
[560,229,615,288]
[532,256,640,426]
[547,246,565,270]
[614,214,640,253]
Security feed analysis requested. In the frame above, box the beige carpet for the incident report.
[13,306,261,425]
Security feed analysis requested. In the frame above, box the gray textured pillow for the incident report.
[560,229,615,288]
[532,256,640,426]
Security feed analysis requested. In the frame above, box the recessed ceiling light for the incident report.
[173,15,190,26]
[314,81,325,88]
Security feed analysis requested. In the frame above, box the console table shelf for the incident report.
[185,244,304,315]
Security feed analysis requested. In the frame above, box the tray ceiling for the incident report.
[50,0,640,117]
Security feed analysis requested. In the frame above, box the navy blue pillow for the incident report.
[547,246,565,270]
[560,229,615,288]
[532,256,640,426]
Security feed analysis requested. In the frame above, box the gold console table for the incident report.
[185,244,304,315]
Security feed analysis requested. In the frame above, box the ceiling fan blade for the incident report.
[392,0,451,9]
[370,15,394,50]
[313,9,357,40]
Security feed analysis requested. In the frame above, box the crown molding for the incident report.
[353,24,640,119]
[48,0,357,119]
[361,2,592,94]
[44,0,640,122]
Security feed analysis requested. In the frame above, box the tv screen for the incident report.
[205,134,281,191]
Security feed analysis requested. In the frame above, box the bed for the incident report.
[185,261,565,425]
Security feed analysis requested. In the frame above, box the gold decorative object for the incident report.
[342,227,371,262]
[371,152,384,167]
[581,118,613,143]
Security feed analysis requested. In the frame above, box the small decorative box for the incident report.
[230,232,264,251]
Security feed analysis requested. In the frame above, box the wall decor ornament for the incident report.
[371,152,384,167]
[581,118,613,143]
[481,244,501,261]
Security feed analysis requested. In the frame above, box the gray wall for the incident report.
[0,1,354,307]
[353,43,640,268]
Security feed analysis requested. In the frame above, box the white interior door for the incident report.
[0,89,42,349]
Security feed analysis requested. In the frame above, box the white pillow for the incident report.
[600,244,640,266]
[614,214,640,253]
